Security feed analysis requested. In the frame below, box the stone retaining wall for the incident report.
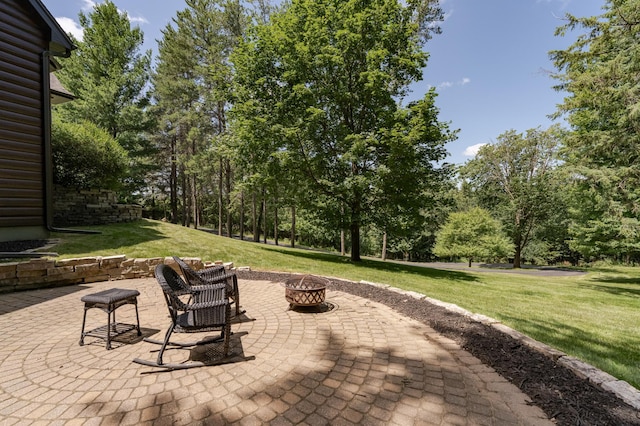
[0,256,236,293]
[53,186,142,226]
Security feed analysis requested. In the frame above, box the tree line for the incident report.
[52,0,640,266]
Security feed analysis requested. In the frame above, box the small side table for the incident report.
[80,288,141,350]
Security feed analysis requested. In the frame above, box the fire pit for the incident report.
[282,275,329,309]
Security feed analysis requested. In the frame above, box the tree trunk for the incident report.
[218,157,224,236]
[181,171,188,227]
[340,204,345,255]
[513,245,522,268]
[468,258,472,268]
[291,205,296,248]
[381,232,387,261]
[170,136,178,224]
[225,158,232,238]
[274,197,279,246]
[350,222,361,262]
[190,137,198,229]
[350,197,362,262]
[239,190,245,241]
[262,187,267,244]
[513,217,524,268]
[192,175,198,229]
[252,192,259,242]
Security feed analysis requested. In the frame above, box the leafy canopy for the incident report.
[232,0,452,261]
[460,126,564,267]
[51,116,128,190]
[433,207,513,266]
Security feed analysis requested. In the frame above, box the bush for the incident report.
[51,117,128,190]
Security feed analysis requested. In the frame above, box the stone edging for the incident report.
[359,279,640,411]
[0,255,235,293]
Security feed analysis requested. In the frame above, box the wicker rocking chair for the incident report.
[133,264,231,370]
[173,256,244,316]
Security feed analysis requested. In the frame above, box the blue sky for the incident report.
[44,0,605,165]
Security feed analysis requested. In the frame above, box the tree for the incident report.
[551,1,640,262]
[232,0,452,261]
[55,0,153,199]
[51,115,128,190]
[460,126,564,268]
[565,167,640,263]
[433,208,513,267]
[152,0,253,229]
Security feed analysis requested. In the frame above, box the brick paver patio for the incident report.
[0,277,552,425]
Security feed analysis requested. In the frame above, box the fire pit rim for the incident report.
[281,274,330,290]
[282,274,329,307]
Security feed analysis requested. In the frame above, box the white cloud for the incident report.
[81,0,96,11]
[463,143,487,157]
[129,15,149,25]
[435,77,470,91]
[70,1,149,29]
[536,0,572,10]
[55,17,84,41]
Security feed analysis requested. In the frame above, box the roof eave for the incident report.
[27,0,77,57]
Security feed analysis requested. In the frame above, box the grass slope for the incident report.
[52,219,640,389]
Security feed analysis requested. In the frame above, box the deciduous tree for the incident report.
[433,208,513,267]
[460,126,564,268]
[232,0,452,261]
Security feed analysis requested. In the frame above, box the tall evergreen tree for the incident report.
[551,0,640,262]
[55,0,153,199]
[152,0,254,229]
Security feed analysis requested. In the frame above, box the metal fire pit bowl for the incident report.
[282,275,329,308]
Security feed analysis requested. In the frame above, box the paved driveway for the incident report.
[0,277,552,425]
[403,262,586,277]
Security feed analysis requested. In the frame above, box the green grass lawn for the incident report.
[51,219,640,389]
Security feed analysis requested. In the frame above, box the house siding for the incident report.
[0,0,48,236]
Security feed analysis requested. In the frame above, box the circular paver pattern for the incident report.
[0,277,552,425]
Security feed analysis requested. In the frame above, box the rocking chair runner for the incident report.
[173,256,244,316]
[133,264,231,369]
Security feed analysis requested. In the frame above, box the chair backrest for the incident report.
[156,263,229,328]
[172,256,207,286]
[154,263,190,319]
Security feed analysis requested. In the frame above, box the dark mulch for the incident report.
[0,240,49,252]
[238,270,640,426]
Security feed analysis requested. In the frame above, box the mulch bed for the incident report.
[238,270,640,426]
[0,240,49,252]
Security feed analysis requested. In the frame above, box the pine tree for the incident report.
[55,0,153,199]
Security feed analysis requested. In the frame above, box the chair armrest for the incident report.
[191,283,226,304]
[185,298,229,311]
[196,268,235,284]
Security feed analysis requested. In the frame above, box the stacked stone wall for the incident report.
[0,256,236,293]
[53,185,142,226]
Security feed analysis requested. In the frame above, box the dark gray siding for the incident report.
[0,0,48,228]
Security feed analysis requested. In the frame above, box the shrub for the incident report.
[51,117,128,190]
